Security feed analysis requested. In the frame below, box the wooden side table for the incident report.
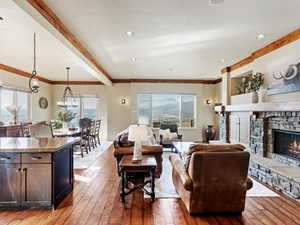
[119,155,157,202]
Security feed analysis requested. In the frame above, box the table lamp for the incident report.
[128,124,149,161]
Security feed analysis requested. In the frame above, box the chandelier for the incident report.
[57,67,78,108]
[29,33,40,93]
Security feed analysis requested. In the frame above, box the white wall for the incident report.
[229,39,300,102]
[52,82,220,141]
[0,70,52,122]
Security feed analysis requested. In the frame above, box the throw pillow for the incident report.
[118,132,134,147]
[159,129,171,139]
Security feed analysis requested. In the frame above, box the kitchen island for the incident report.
[0,137,80,209]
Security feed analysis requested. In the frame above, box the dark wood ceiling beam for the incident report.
[0,63,222,85]
[221,28,300,74]
[0,63,53,84]
[26,0,112,82]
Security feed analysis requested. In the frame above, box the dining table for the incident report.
[52,128,81,137]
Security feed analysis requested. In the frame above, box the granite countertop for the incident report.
[0,137,80,153]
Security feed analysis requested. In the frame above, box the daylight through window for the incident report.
[137,93,196,128]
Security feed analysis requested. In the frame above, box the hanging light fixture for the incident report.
[29,33,40,93]
[57,67,78,108]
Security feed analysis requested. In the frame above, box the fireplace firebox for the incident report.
[273,129,300,160]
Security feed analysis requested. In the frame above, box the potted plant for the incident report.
[249,72,264,103]
[57,109,76,129]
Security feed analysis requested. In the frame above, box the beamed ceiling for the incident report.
[1,0,300,84]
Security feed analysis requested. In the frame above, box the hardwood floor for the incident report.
[1,145,300,225]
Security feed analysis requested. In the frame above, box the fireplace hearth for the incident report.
[273,129,300,160]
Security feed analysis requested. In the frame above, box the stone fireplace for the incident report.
[249,112,300,169]
[273,129,300,160]
[218,108,300,202]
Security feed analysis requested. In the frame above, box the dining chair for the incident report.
[89,120,97,149]
[50,120,57,137]
[73,127,90,157]
[94,120,101,145]
[30,122,53,138]
[20,123,32,137]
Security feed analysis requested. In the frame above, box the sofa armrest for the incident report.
[247,177,253,190]
[169,154,193,191]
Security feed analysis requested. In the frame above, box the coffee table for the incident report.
[119,155,157,202]
[172,141,194,157]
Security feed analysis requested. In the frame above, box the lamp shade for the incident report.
[128,125,150,142]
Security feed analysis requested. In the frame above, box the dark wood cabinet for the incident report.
[0,146,74,209]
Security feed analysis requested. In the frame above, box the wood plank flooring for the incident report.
[1,144,300,225]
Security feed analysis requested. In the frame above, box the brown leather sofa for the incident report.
[169,144,253,215]
[113,129,163,178]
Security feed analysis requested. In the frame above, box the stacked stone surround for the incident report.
[220,111,300,202]
[219,113,229,143]
[249,155,300,201]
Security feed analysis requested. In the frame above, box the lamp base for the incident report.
[131,156,142,163]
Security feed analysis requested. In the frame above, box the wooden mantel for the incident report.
[215,101,300,112]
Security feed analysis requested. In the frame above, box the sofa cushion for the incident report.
[182,143,245,170]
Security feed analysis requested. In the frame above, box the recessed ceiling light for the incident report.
[209,0,225,6]
[126,31,134,37]
[257,34,265,40]
[131,57,137,62]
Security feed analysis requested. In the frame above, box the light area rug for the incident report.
[145,152,279,198]
[73,141,113,169]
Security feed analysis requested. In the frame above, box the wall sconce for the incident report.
[206,99,212,105]
[121,98,126,105]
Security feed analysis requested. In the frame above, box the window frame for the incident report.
[67,95,99,121]
[0,87,31,122]
[136,93,197,129]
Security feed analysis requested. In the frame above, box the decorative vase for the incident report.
[252,92,258,103]
[205,125,216,143]
[258,89,266,103]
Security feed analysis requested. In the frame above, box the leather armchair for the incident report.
[169,144,253,215]
[113,130,163,178]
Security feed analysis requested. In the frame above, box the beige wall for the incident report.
[52,83,220,141]
[0,70,221,141]
[229,39,300,102]
[0,70,52,122]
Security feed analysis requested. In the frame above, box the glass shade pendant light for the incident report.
[29,33,40,93]
[57,67,78,108]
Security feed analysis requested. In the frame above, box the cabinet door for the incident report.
[0,164,21,207]
[22,164,52,207]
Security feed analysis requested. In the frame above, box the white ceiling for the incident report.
[2,0,300,81]
[0,0,98,81]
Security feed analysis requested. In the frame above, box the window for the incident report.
[67,96,98,126]
[82,97,98,120]
[0,88,30,122]
[137,93,196,128]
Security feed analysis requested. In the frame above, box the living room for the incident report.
[0,0,300,224]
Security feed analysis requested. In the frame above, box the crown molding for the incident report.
[0,63,53,84]
[1,64,222,86]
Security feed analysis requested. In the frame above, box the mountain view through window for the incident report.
[137,93,196,128]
